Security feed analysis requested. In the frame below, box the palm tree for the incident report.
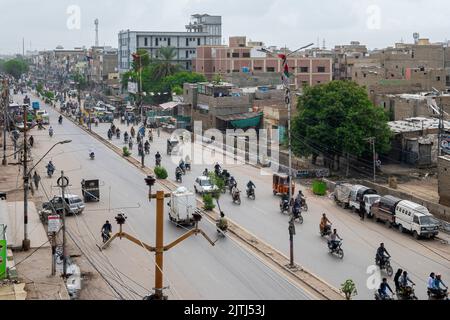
[151,47,181,82]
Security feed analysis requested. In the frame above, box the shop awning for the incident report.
[217,112,263,129]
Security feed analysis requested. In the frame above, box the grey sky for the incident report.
[1,0,450,54]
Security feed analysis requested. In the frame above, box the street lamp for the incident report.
[22,139,72,251]
[259,43,314,269]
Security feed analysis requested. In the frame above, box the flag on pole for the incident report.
[278,54,290,87]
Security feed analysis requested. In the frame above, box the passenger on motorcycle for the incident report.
[320,214,332,234]
[175,167,183,181]
[376,243,391,268]
[378,278,394,300]
[394,269,403,292]
[399,271,416,295]
[328,229,342,250]
[433,275,448,296]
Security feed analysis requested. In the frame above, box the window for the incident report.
[144,38,148,46]
[413,215,419,224]
[164,38,166,41]
[317,81,321,84]
[317,66,326,73]
[155,38,159,46]
[186,50,189,58]
[227,52,230,58]
[232,52,239,58]
[302,81,308,86]
[267,67,275,72]
[437,76,441,81]
[168,38,171,46]
[186,38,189,46]
[242,52,250,58]
[300,67,308,73]
[363,73,367,78]
[198,38,201,46]
[254,66,262,71]
[232,69,239,73]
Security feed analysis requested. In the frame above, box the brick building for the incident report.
[193,37,332,88]
[438,156,450,206]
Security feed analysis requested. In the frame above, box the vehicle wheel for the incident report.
[413,231,421,240]
[385,220,392,228]
[386,265,394,277]
[338,249,344,259]
[399,225,404,233]
[194,187,198,194]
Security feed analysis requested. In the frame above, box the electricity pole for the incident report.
[2,79,9,166]
[366,137,376,182]
[22,105,31,251]
[58,171,69,277]
[438,97,444,157]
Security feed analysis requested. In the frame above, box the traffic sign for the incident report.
[57,176,69,188]
[48,215,61,233]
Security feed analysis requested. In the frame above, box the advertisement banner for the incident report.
[0,240,7,280]
[128,82,138,94]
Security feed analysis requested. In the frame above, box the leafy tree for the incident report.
[73,72,87,90]
[151,47,180,82]
[292,81,391,170]
[212,74,223,85]
[202,194,216,211]
[161,71,206,92]
[3,58,29,79]
[36,82,44,95]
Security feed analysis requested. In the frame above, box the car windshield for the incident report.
[199,179,212,187]
[419,216,439,225]
[368,197,380,205]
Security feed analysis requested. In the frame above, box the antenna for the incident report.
[95,19,99,47]
[322,39,326,50]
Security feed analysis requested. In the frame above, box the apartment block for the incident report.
[193,37,332,88]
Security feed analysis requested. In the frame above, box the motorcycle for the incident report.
[145,145,150,155]
[176,170,183,183]
[58,117,63,125]
[155,158,162,167]
[49,130,54,138]
[300,198,309,212]
[396,285,418,300]
[232,190,241,205]
[327,240,344,259]
[47,168,55,178]
[376,257,394,277]
[179,163,186,175]
[102,230,112,244]
[292,206,304,224]
[320,224,332,237]
[185,163,191,171]
[427,289,448,300]
[116,131,121,139]
[90,152,95,160]
[374,291,395,300]
[246,187,256,200]
[280,200,290,215]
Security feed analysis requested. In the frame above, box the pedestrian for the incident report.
[33,171,41,190]
[28,135,34,148]
[157,127,161,138]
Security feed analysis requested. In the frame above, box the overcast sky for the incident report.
[1,0,450,54]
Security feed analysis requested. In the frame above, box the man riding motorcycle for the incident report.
[46,161,55,177]
[246,180,256,198]
[175,167,183,182]
[280,193,290,212]
[231,185,241,203]
[378,278,395,300]
[320,213,332,235]
[328,229,342,251]
[214,163,222,175]
[179,160,186,174]
[431,274,448,297]
[292,199,302,219]
[376,243,391,269]
[144,141,150,154]
[58,115,63,124]
[398,271,416,297]
[49,126,54,137]
[101,220,113,243]
[155,152,162,166]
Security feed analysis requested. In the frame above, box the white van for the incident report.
[395,201,440,239]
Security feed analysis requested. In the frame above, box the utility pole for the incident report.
[438,97,444,157]
[22,105,31,251]
[2,79,9,166]
[58,171,69,277]
[366,137,376,182]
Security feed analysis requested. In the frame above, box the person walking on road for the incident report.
[28,135,34,148]
[33,171,41,190]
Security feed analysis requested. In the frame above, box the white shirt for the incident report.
[428,277,435,289]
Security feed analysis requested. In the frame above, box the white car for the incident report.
[36,110,50,124]
[194,176,218,195]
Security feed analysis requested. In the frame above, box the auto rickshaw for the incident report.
[167,138,180,155]
[272,173,295,196]
[81,179,100,202]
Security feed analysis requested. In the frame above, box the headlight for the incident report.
[421,227,426,231]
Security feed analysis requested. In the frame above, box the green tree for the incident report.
[73,72,87,90]
[212,74,223,85]
[161,71,206,91]
[3,58,29,79]
[151,47,180,82]
[292,81,391,170]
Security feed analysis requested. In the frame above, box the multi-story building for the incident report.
[118,14,222,73]
[87,46,118,84]
[193,36,332,88]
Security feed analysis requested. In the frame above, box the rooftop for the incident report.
[388,117,450,134]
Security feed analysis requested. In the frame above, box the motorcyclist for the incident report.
[376,243,391,269]
[179,160,186,173]
[203,168,209,177]
[175,167,183,181]
[155,152,162,166]
[247,180,256,191]
[434,275,448,296]
[124,131,129,143]
[229,176,237,189]
[328,229,342,251]
[214,163,222,175]
[185,155,191,170]
[217,212,228,232]
[399,271,416,296]
[144,141,150,154]
[296,190,307,208]
[46,161,55,176]
[101,220,113,241]
[231,185,240,200]
[292,199,301,218]
[280,193,290,211]
[58,115,63,124]
[378,278,394,300]
[320,213,332,234]
[49,126,54,137]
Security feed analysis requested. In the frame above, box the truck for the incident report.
[349,185,378,212]
[395,201,440,239]
[167,187,197,226]
[334,183,353,208]
[371,195,402,226]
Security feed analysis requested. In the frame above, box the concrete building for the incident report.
[118,14,222,73]
[87,46,118,84]
[183,82,262,132]
[193,36,332,88]
[438,155,450,206]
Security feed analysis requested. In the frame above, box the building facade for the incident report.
[118,14,222,73]
[193,37,333,88]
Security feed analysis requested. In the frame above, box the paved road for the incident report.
[19,93,313,300]
[87,109,450,300]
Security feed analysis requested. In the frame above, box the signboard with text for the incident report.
[48,215,61,233]
[128,82,138,94]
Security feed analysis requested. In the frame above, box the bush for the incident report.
[203,194,215,211]
[154,166,168,180]
[122,147,131,157]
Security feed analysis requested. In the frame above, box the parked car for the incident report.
[363,194,381,217]
[43,194,85,215]
[194,176,218,195]
[349,185,378,212]
[395,201,440,239]
[371,195,402,226]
